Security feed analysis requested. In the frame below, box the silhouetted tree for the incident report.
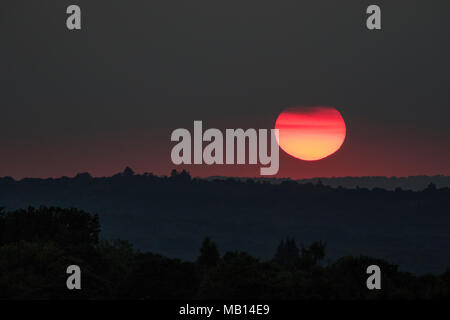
[197,237,220,268]
[0,207,100,249]
[274,237,299,268]
[425,182,437,191]
[123,167,135,177]
[170,169,191,182]
[74,172,92,180]
[298,241,326,269]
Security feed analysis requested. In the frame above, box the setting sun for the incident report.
[275,106,346,161]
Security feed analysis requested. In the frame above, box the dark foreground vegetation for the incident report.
[1,169,450,275]
[0,207,449,299]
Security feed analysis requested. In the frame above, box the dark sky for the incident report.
[1,0,450,179]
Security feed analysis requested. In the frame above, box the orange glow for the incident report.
[275,106,346,161]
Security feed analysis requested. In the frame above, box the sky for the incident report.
[1,0,450,179]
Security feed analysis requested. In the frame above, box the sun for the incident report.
[275,106,346,161]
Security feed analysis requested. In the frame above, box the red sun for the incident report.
[275,106,346,161]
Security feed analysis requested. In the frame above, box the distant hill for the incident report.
[1,169,449,275]
[208,175,450,191]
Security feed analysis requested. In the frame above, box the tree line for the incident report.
[0,206,449,299]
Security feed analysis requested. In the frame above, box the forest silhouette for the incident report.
[0,168,449,276]
[0,206,449,299]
